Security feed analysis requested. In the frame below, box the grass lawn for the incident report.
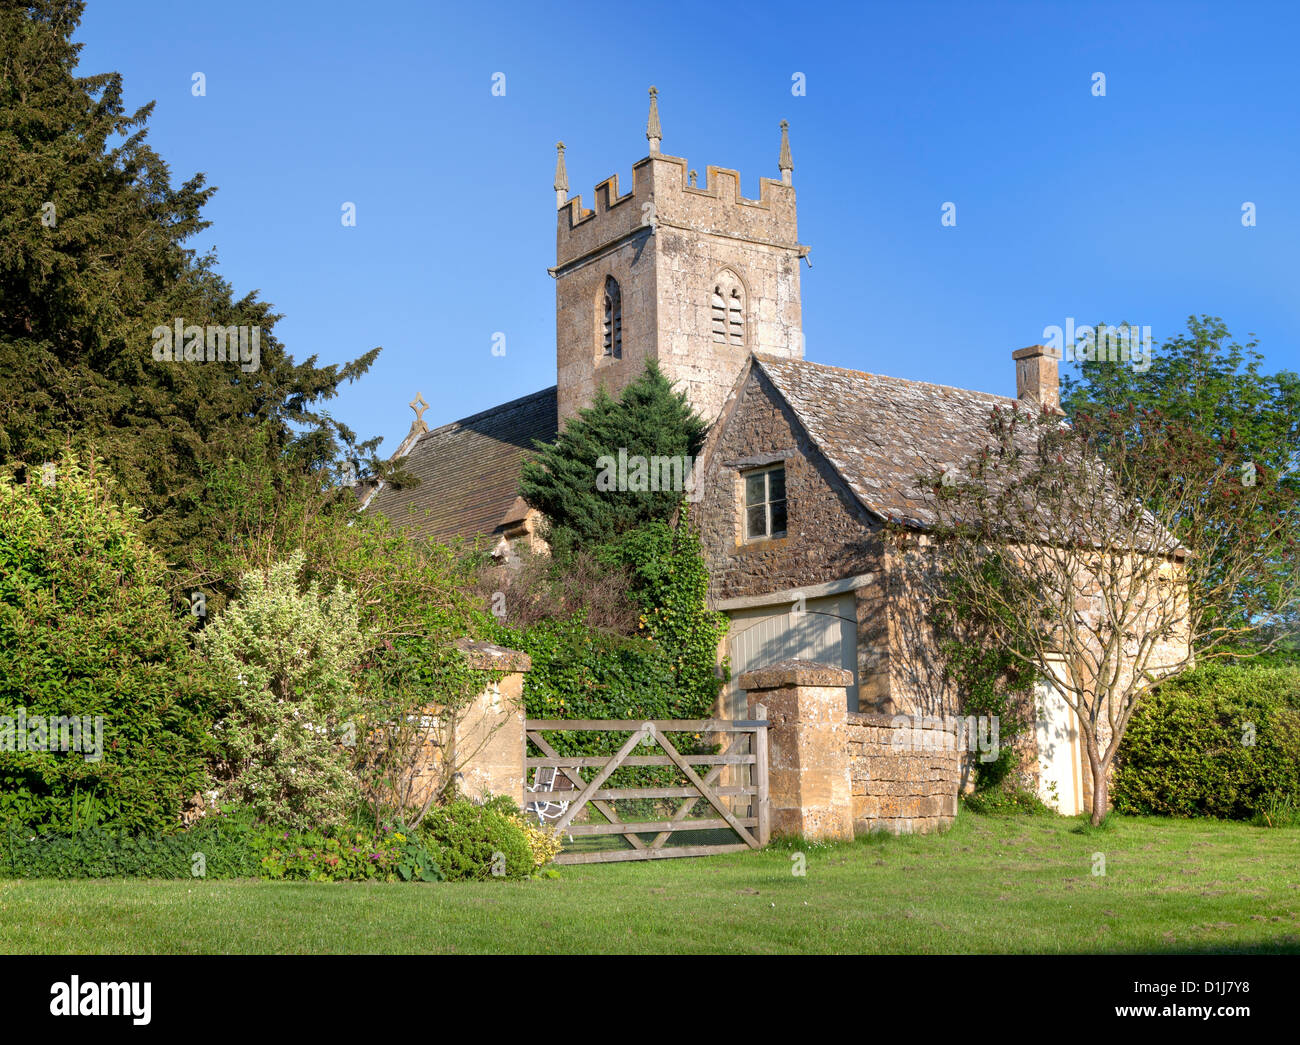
[2,811,1298,954]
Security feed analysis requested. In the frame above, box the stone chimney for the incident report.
[1012,345,1061,412]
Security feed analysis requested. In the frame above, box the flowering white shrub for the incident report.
[199,551,362,829]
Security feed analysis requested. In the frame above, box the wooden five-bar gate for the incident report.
[524,711,770,865]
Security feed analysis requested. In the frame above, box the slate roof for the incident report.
[365,386,557,545]
[751,354,1180,553]
[752,354,1028,529]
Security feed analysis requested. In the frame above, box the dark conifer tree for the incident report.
[520,361,706,546]
[0,1,389,574]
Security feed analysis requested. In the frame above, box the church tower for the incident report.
[551,88,807,423]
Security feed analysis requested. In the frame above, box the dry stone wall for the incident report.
[847,711,960,834]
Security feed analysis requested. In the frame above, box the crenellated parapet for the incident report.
[556,152,799,271]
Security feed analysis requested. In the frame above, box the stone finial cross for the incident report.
[409,393,429,425]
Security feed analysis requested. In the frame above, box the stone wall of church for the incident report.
[654,225,801,424]
[555,230,657,422]
[649,156,803,424]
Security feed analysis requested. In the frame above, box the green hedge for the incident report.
[0,806,410,881]
[492,616,686,723]
[0,456,216,835]
[1113,664,1300,819]
[0,812,265,879]
[418,798,533,881]
[0,800,558,881]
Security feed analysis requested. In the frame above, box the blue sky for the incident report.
[75,0,1300,454]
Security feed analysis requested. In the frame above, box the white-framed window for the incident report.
[743,464,787,540]
[602,276,622,357]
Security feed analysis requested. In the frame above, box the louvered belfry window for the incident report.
[602,276,622,357]
[711,271,745,346]
[728,289,743,344]
[711,288,728,342]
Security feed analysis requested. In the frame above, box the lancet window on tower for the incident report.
[710,271,746,347]
[602,276,622,357]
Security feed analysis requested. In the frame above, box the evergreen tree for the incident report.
[519,361,706,546]
[0,1,388,573]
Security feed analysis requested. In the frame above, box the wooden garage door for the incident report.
[725,593,859,717]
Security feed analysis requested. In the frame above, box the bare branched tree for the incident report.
[929,403,1299,824]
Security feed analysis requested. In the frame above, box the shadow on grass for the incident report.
[1101,939,1300,955]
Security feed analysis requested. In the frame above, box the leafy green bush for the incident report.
[0,798,562,883]
[0,809,418,882]
[0,808,265,879]
[189,445,494,829]
[961,786,1055,816]
[418,798,538,880]
[477,794,562,868]
[494,616,681,721]
[597,516,729,717]
[255,823,402,882]
[0,454,216,834]
[1113,663,1300,820]
[392,827,444,882]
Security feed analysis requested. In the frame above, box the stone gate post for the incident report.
[449,640,531,801]
[738,658,855,841]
